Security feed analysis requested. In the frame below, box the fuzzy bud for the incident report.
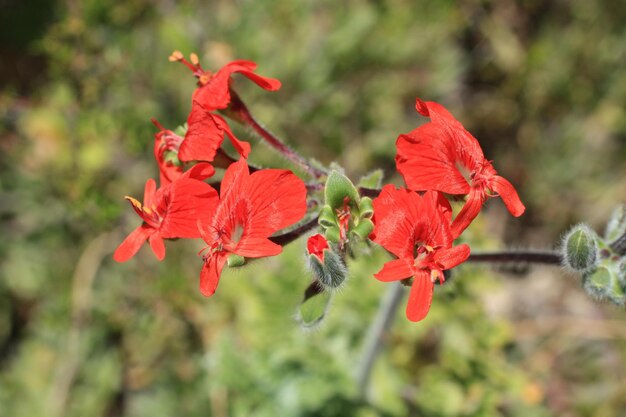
[296,282,332,329]
[562,224,599,272]
[307,234,347,289]
[583,265,625,306]
[605,204,626,242]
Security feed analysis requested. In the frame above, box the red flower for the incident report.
[169,51,281,111]
[197,159,307,297]
[113,177,218,262]
[151,118,215,185]
[371,185,470,322]
[307,234,329,262]
[396,98,525,238]
[178,101,251,163]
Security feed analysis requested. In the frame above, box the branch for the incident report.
[270,216,320,246]
[467,250,562,265]
[227,91,326,179]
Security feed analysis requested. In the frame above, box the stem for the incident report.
[358,187,381,198]
[270,216,320,246]
[355,282,405,399]
[228,91,326,179]
[467,250,562,265]
[609,232,626,256]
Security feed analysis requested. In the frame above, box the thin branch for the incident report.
[467,250,562,265]
[227,90,326,179]
[270,216,320,246]
[355,282,405,399]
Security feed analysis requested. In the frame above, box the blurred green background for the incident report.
[1,0,625,416]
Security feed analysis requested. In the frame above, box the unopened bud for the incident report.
[583,266,625,306]
[307,234,347,289]
[562,224,598,272]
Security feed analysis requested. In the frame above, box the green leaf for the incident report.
[324,170,359,210]
[358,197,374,219]
[357,168,383,189]
[296,282,332,329]
[318,205,337,229]
[352,218,374,240]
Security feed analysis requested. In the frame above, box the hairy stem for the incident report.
[228,91,326,179]
[467,250,562,265]
[270,216,320,246]
[609,232,626,256]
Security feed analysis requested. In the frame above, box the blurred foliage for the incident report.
[1,0,625,416]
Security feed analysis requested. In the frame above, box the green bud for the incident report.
[352,218,374,240]
[227,254,245,267]
[583,266,625,306]
[605,204,626,242]
[562,224,598,272]
[308,249,347,290]
[357,169,384,190]
[358,197,374,219]
[318,205,337,229]
[324,170,359,210]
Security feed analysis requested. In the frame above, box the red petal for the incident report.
[237,70,281,91]
[434,244,470,270]
[406,271,434,322]
[241,168,307,234]
[143,178,157,208]
[213,114,251,158]
[415,98,466,131]
[199,253,228,297]
[370,185,426,258]
[159,178,219,238]
[182,162,215,181]
[192,67,233,111]
[396,125,470,195]
[235,237,282,258]
[450,188,485,238]
[307,234,329,261]
[149,233,166,260]
[490,175,525,217]
[179,103,224,162]
[374,258,414,282]
[113,225,154,262]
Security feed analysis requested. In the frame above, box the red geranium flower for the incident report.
[113,177,218,262]
[151,118,215,185]
[169,51,281,111]
[197,159,307,297]
[371,185,470,322]
[396,98,525,238]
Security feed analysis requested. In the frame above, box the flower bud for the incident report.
[562,224,598,273]
[307,234,347,289]
[583,265,625,306]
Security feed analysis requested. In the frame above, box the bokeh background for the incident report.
[1,0,625,416]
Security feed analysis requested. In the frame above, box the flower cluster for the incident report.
[115,53,306,297]
[115,52,526,323]
[369,98,525,321]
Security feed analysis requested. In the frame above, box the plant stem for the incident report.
[228,91,326,179]
[609,232,626,256]
[467,250,562,265]
[270,216,320,247]
[355,282,405,399]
